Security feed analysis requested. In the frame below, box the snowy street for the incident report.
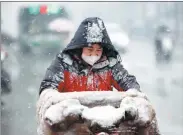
[1,2,183,135]
[123,38,183,135]
[1,37,183,135]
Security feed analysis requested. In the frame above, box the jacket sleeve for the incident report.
[111,61,140,91]
[39,53,65,95]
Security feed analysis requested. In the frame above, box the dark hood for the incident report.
[63,17,119,58]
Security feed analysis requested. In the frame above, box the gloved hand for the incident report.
[37,89,87,134]
[120,95,155,127]
[124,88,148,100]
[124,108,137,121]
[120,99,138,122]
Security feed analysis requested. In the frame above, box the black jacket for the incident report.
[39,17,140,94]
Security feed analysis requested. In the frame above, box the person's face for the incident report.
[82,44,103,57]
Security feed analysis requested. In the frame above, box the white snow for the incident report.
[93,60,109,69]
[1,50,6,61]
[85,18,105,43]
[48,18,74,32]
[44,99,86,126]
[82,105,125,127]
[60,53,73,65]
[108,57,117,67]
[125,88,148,100]
[27,86,37,95]
[162,37,173,51]
[97,18,105,30]
[121,96,155,127]
[38,89,155,129]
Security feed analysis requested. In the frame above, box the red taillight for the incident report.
[40,5,47,14]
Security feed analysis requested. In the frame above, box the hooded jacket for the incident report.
[39,17,140,94]
[37,17,161,135]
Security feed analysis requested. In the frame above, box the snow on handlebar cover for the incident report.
[37,90,159,135]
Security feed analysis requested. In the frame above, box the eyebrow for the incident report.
[87,46,102,49]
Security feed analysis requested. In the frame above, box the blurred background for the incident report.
[1,2,183,135]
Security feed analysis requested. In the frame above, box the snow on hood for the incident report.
[85,18,105,43]
[63,17,118,58]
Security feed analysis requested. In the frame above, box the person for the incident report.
[1,47,12,106]
[37,17,160,135]
[154,25,174,64]
[39,17,140,94]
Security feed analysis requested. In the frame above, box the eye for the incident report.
[87,48,93,51]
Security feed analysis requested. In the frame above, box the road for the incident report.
[1,38,183,135]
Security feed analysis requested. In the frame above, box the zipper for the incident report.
[86,66,93,90]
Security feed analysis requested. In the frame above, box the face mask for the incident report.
[81,54,101,65]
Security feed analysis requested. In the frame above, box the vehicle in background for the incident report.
[1,31,21,82]
[18,4,74,55]
[1,32,16,46]
[154,25,175,64]
[105,23,130,54]
[1,47,12,105]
